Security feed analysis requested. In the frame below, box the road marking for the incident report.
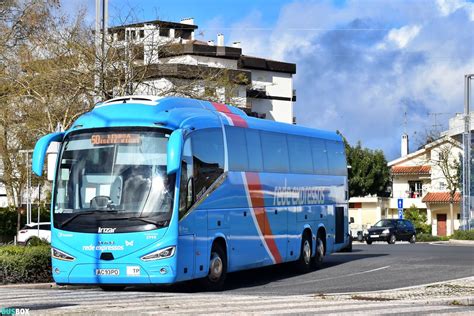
[271,265,391,287]
[328,275,474,296]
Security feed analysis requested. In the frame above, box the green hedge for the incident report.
[452,229,474,240]
[0,245,52,284]
[416,233,449,242]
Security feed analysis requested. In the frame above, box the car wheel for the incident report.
[366,238,372,245]
[357,234,364,242]
[388,234,396,244]
[409,234,416,244]
[200,243,227,291]
[25,239,33,246]
[99,285,125,291]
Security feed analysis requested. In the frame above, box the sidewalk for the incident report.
[322,276,474,306]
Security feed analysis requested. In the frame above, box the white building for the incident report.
[107,19,297,124]
[388,135,462,236]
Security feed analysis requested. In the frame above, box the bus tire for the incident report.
[99,285,125,291]
[201,243,227,291]
[296,233,312,273]
[311,235,324,269]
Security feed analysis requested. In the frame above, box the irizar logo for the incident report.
[98,227,116,233]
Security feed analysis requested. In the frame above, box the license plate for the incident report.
[95,269,120,276]
[370,234,379,238]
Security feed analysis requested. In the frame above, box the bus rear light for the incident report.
[141,246,176,261]
[51,248,75,261]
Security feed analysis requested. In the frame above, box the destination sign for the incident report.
[91,134,141,145]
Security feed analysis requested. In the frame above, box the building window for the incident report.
[139,29,145,38]
[408,181,423,198]
[117,29,125,41]
[457,213,461,220]
[159,27,170,37]
[439,182,446,190]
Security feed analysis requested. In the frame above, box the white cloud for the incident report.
[436,0,474,20]
[230,0,474,159]
[386,25,421,49]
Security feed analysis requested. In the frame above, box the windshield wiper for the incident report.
[58,210,118,228]
[113,216,168,227]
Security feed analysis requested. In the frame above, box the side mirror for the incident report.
[32,132,65,177]
[167,129,184,175]
[350,217,355,224]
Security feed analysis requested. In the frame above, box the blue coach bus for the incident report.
[32,96,350,290]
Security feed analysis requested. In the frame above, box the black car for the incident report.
[365,219,416,244]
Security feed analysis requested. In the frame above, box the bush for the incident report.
[452,229,474,240]
[416,233,449,242]
[0,245,52,284]
[405,205,431,234]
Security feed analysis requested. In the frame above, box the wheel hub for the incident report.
[209,253,223,282]
[303,240,311,264]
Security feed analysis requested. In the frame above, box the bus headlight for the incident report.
[141,246,176,261]
[51,248,75,261]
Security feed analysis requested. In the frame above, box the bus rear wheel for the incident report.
[311,235,324,269]
[200,243,227,291]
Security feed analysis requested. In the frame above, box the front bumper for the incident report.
[365,233,390,242]
[52,261,177,285]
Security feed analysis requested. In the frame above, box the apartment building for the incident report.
[106,18,296,124]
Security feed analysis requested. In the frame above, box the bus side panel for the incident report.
[286,206,299,262]
[176,234,195,282]
[229,208,268,271]
[177,209,209,280]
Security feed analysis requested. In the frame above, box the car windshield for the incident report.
[53,129,175,232]
[372,220,395,228]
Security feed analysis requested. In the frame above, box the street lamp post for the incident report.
[463,74,474,230]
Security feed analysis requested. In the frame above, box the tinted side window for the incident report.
[287,135,313,174]
[326,140,347,176]
[191,129,224,200]
[39,224,51,230]
[404,220,414,230]
[225,126,248,171]
[260,132,289,173]
[245,129,263,172]
[311,139,329,175]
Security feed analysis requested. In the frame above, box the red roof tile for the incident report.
[422,192,461,203]
[391,165,431,175]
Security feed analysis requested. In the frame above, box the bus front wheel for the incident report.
[201,243,227,291]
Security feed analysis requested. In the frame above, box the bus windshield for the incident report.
[53,129,175,233]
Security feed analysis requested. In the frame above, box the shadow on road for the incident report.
[125,251,387,293]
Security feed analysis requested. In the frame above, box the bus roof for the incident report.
[69,96,342,142]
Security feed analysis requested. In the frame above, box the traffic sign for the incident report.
[398,209,404,219]
[397,198,403,209]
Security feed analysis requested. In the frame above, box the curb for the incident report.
[324,276,474,296]
[449,239,474,246]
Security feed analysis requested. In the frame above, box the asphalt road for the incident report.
[1,243,473,315]
[220,242,474,295]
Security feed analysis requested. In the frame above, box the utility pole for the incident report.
[462,74,474,230]
[95,0,108,102]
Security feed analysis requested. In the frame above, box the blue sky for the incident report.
[64,0,474,160]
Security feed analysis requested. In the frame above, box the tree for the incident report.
[405,204,430,234]
[343,138,391,198]
[430,139,461,235]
